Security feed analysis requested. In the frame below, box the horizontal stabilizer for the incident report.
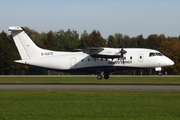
[9,26,23,31]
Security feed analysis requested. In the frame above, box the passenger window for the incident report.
[130,56,132,59]
[140,56,142,59]
[81,59,84,62]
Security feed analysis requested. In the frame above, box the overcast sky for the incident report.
[1,0,180,38]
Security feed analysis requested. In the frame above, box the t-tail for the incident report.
[9,26,52,60]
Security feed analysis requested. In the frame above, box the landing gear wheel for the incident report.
[104,74,109,79]
[159,72,162,76]
[97,74,103,80]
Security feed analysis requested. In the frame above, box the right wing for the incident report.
[82,47,123,58]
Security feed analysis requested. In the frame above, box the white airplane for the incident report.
[9,26,174,79]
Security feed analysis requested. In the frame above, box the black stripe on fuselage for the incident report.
[29,65,150,74]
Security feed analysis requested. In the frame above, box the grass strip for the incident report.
[0,91,180,120]
[0,76,180,84]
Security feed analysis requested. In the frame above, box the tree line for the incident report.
[0,27,180,75]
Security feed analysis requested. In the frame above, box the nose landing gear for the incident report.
[155,67,163,76]
[159,72,162,76]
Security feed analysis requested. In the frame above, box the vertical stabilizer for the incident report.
[9,26,43,60]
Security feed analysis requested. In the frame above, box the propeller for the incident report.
[120,48,127,64]
[117,47,127,64]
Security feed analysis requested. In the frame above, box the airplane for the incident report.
[9,26,174,80]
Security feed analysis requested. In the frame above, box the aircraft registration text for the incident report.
[41,52,53,56]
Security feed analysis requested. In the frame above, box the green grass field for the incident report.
[0,76,180,120]
[0,91,180,120]
[0,75,180,84]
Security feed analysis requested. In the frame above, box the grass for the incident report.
[0,75,180,84]
[0,76,180,119]
[0,91,180,120]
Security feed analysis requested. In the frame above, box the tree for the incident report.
[85,30,106,47]
[0,31,19,74]
[146,34,165,50]
[79,30,89,48]
[123,35,132,48]
[114,33,124,48]
[160,39,180,74]
[107,35,117,48]
[56,29,79,51]
[43,31,59,50]
[113,33,132,48]
[135,34,145,48]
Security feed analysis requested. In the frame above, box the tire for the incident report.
[97,74,103,80]
[104,74,109,79]
[159,72,162,76]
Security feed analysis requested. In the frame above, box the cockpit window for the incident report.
[149,52,163,57]
[156,53,163,56]
[149,52,155,57]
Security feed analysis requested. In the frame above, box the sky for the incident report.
[1,0,180,38]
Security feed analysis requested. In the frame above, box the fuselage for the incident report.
[15,48,174,74]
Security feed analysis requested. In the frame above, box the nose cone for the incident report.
[159,56,174,67]
[168,59,174,66]
[164,57,174,66]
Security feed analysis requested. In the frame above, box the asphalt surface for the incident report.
[0,84,180,91]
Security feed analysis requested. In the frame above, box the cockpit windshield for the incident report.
[149,52,163,57]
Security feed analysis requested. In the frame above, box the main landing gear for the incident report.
[97,73,109,80]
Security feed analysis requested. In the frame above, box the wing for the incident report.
[82,47,121,58]
[82,48,104,54]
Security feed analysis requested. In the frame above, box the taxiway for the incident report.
[0,84,180,91]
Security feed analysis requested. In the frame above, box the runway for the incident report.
[0,84,180,91]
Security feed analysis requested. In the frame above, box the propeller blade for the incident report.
[123,57,125,64]
[116,48,127,64]
[120,48,127,64]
